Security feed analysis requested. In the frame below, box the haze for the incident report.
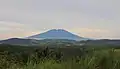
[0,0,120,39]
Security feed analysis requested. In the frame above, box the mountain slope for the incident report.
[27,29,88,41]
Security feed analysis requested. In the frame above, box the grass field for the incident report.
[0,44,120,69]
[3,50,120,69]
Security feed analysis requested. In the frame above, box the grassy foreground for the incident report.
[1,49,120,69]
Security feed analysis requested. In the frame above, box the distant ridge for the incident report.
[0,38,78,45]
[27,29,89,41]
[0,38,33,45]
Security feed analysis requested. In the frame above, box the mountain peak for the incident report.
[47,29,68,32]
[27,29,88,41]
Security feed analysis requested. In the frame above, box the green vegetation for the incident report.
[0,44,120,69]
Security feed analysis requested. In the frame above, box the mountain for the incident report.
[27,29,88,41]
[0,38,38,45]
[0,38,80,46]
[0,29,89,45]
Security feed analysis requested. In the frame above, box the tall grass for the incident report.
[1,49,120,69]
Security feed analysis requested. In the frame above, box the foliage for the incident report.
[0,44,120,69]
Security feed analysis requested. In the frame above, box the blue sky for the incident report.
[0,0,120,39]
